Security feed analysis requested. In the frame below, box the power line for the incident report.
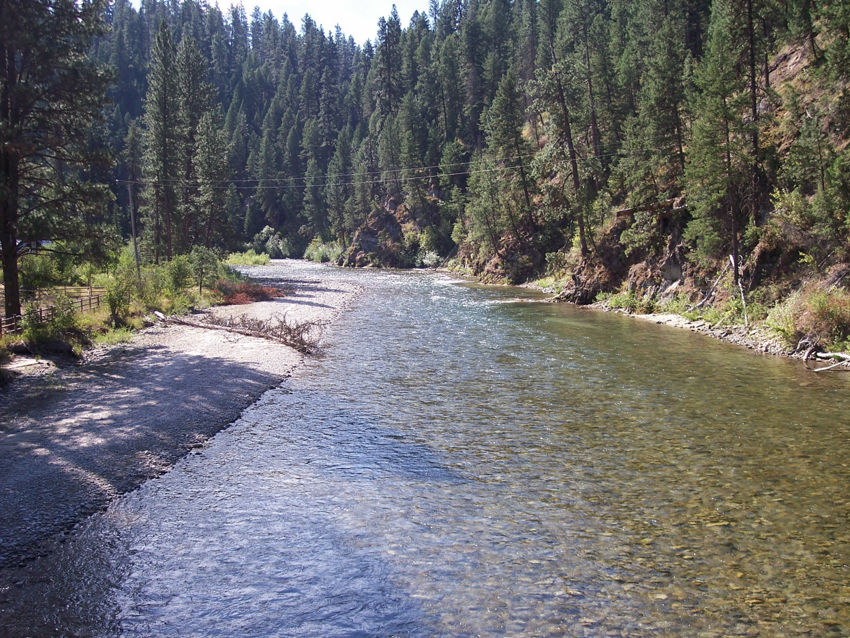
[116,141,681,190]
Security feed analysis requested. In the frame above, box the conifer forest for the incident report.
[3,0,850,347]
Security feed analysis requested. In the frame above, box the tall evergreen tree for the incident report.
[142,20,181,262]
[176,33,216,252]
[1,0,113,316]
[195,111,231,248]
[685,0,752,286]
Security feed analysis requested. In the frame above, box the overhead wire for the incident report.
[115,140,680,190]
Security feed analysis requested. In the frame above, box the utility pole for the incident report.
[127,182,142,283]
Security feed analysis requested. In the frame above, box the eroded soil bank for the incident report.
[0,262,360,573]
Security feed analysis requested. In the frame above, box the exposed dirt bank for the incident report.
[0,264,361,572]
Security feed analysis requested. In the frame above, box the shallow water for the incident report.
[9,261,850,636]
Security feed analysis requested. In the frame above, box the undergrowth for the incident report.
[226,249,271,266]
[303,239,343,263]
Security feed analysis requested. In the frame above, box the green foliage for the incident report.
[92,327,135,346]
[165,256,193,295]
[105,276,133,325]
[794,290,850,349]
[606,290,657,315]
[190,246,220,293]
[249,226,294,258]
[21,295,79,344]
[226,250,271,266]
[303,239,343,263]
[19,254,59,294]
[17,0,850,343]
[0,0,113,318]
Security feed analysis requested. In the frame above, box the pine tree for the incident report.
[326,126,353,243]
[685,0,752,286]
[486,70,533,209]
[0,0,113,317]
[195,112,232,248]
[303,157,327,238]
[142,20,181,263]
[376,7,403,115]
[176,33,216,252]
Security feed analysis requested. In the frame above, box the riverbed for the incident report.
[4,261,849,637]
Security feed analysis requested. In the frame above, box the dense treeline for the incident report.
[4,0,850,334]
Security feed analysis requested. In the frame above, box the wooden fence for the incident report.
[0,294,104,339]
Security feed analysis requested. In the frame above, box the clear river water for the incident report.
[12,261,850,636]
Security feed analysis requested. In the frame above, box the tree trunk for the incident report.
[1,30,21,318]
[723,102,740,287]
[746,0,760,226]
[513,139,531,208]
[583,32,602,167]
[164,188,173,260]
[549,42,587,257]
[1,198,21,318]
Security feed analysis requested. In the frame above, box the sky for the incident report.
[236,0,427,45]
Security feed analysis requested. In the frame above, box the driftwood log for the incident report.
[157,311,325,353]
[802,347,850,372]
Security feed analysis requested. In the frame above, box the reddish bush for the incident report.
[796,289,850,348]
[212,280,283,305]
[228,292,254,305]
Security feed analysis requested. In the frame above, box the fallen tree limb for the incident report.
[804,348,850,372]
[687,261,731,313]
[814,352,850,361]
[163,312,326,353]
[809,359,850,372]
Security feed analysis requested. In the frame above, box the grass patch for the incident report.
[92,327,135,346]
[226,250,271,266]
[605,290,657,314]
[767,288,850,351]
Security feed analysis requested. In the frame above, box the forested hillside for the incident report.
[4,0,850,348]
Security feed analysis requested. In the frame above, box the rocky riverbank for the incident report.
[0,263,361,574]
[595,308,790,356]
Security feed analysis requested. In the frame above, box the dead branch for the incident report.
[809,359,850,372]
[804,348,850,372]
[814,352,850,361]
[164,312,326,353]
[687,261,731,313]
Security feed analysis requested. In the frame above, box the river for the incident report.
[9,261,850,636]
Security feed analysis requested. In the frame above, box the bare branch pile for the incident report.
[165,312,325,353]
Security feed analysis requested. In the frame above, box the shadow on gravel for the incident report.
[0,346,284,569]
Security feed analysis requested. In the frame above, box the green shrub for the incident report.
[248,226,293,258]
[418,250,442,267]
[165,294,193,315]
[303,239,343,263]
[19,253,58,294]
[166,255,193,294]
[798,289,850,349]
[226,249,270,266]
[105,277,132,325]
[20,294,78,344]
[190,246,220,293]
[420,226,439,253]
[92,327,135,346]
[21,302,50,343]
[658,294,691,315]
